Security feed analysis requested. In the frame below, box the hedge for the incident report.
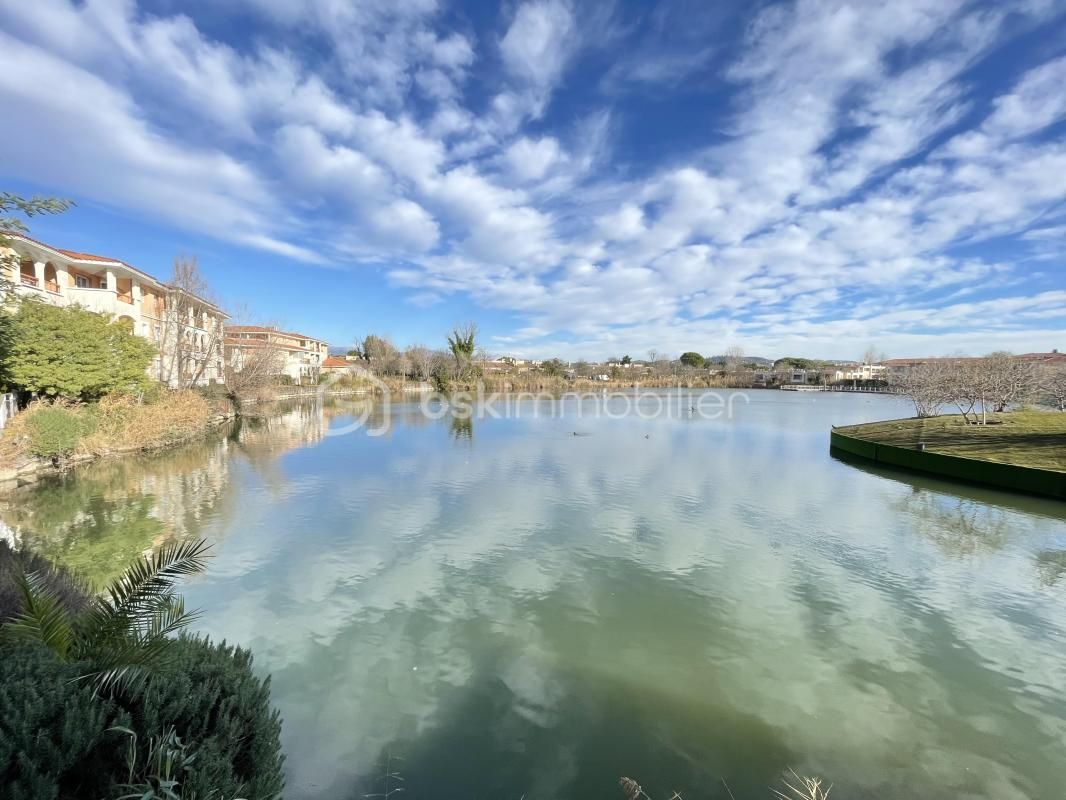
[0,636,285,800]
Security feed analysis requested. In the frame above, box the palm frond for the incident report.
[2,570,75,660]
[146,596,202,640]
[104,539,211,615]
[80,539,210,652]
[84,635,177,695]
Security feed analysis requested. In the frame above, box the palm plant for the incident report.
[2,538,211,693]
[446,322,477,379]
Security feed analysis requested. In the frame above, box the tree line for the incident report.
[894,353,1066,422]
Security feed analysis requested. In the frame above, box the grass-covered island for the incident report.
[832,411,1066,498]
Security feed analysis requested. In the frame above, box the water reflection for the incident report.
[447,412,473,443]
[0,402,333,587]
[2,392,1065,800]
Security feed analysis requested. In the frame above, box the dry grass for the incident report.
[619,771,831,800]
[837,410,1066,472]
[0,390,220,463]
[81,390,214,454]
[772,771,832,800]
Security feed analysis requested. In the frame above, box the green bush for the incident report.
[131,636,285,799]
[0,541,89,624]
[24,406,94,458]
[0,637,284,800]
[6,301,155,401]
[0,640,130,800]
[195,382,230,403]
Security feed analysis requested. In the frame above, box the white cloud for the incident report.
[499,0,575,86]
[0,0,1062,358]
[502,136,562,182]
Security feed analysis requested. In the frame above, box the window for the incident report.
[75,274,92,288]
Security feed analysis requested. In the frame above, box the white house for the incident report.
[224,325,329,385]
[3,234,227,386]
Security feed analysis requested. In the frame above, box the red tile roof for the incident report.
[225,325,326,343]
[322,356,350,368]
[5,232,226,315]
[54,247,122,264]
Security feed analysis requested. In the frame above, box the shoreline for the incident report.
[831,412,1066,499]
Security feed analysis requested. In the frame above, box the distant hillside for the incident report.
[706,355,773,366]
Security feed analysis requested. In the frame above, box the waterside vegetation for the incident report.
[0,539,284,800]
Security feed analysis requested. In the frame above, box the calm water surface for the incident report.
[3,391,1065,800]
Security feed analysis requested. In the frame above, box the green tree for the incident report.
[620,355,632,365]
[541,358,565,377]
[679,351,705,368]
[774,356,815,370]
[0,192,74,274]
[1,192,74,389]
[3,538,210,694]
[447,322,478,380]
[6,302,155,400]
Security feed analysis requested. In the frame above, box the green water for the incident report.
[3,391,1065,799]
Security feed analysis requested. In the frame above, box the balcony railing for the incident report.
[20,274,38,287]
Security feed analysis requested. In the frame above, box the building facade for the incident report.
[224,326,329,385]
[2,234,227,386]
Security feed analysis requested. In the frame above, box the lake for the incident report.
[2,390,1065,800]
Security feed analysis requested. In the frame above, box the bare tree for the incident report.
[979,352,1037,417]
[904,353,1038,425]
[942,359,982,424]
[224,306,287,397]
[891,361,951,418]
[725,345,745,372]
[157,256,226,389]
[862,345,886,365]
[361,334,398,373]
[405,345,434,382]
[1039,364,1066,411]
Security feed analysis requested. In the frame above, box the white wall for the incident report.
[0,393,17,430]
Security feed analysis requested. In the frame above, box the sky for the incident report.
[1,0,1064,361]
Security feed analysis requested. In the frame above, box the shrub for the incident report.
[0,640,129,800]
[6,301,155,401]
[132,636,285,799]
[1,544,284,799]
[0,541,89,624]
[195,382,230,403]
[24,405,93,458]
[0,637,285,800]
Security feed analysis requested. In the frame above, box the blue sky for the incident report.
[1,0,1064,360]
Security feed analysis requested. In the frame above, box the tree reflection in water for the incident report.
[0,401,340,587]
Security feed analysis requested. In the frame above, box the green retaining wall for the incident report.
[830,429,1066,500]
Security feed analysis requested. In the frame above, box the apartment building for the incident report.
[224,325,329,385]
[3,234,227,386]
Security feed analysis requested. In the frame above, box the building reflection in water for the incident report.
[0,400,339,587]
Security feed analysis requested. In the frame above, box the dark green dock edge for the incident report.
[830,427,1066,500]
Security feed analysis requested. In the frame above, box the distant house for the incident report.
[321,356,353,374]
[2,233,227,386]
[225,325,329,385]
[830,364,887,382]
